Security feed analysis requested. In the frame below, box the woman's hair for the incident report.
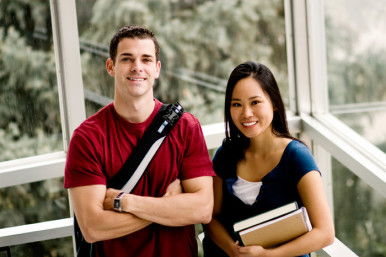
[224,61,296,160]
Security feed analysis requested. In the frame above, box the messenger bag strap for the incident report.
[74,102,184,257]
[107,102,184,190]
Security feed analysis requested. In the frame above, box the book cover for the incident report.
[233,201,298,233]
[238,207,312,248]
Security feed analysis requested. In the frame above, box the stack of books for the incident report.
[233,202,312,248]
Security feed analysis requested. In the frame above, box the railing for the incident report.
[0,119,372,256]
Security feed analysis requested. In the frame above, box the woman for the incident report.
[203,62,334,257]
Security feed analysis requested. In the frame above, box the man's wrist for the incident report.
[113,191,126,212]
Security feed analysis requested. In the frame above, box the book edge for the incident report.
[239,207,304,235]
[239,207,311,247]
[233,201,298,232]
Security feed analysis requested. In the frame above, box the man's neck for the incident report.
[113,96,155,123]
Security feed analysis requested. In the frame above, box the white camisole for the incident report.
[232,176,262,205]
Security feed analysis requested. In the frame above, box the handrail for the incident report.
[0,118,367,256]
[0,219,358,256]
[0,218,73,248]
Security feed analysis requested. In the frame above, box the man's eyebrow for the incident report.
[119,53,132,57]
[119,53,155,59]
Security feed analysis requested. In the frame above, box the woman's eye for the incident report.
[251,100,259,105]
[231,103,241,107]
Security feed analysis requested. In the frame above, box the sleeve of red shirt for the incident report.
[64,127,107,188]
[178,113,216,180]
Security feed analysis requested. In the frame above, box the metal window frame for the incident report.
[50,0,86,150]
[1,0,385,256]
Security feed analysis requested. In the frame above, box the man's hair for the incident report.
[109,24,160,63]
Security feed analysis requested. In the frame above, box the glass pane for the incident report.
[325,0,386,153]
[332,158,386,257]
[0,178,70,227]
[0,0,63,161]
[8,237,73,257]
[76,0,289,124]
[333,110,386,153]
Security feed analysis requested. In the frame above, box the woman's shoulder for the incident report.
[212,140,238,178]
[283,140,311,157]
[282,140,320,175]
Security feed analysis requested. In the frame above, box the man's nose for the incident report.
[131,59,142,72]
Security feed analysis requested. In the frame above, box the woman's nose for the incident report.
[242,106,253,117]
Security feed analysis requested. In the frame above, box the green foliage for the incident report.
[78,0,288,123]
[325,0,386,105]
[332,158,386,257]
[0,28,60,138]
[0,1,66,256]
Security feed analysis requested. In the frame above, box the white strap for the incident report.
[121,136,166,193]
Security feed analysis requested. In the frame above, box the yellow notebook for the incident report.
[238,207,312,248]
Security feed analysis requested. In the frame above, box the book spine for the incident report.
[301,207,313,231]
[234,231,245,246]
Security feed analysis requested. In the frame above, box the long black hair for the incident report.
[224,61,297,161]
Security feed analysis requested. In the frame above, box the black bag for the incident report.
[73,103,184,256]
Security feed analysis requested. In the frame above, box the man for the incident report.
[64,25,215,256]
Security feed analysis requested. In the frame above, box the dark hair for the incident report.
[109,25,160,63]
[224,61,296,160]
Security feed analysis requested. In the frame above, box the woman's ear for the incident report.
[106,58,115,77]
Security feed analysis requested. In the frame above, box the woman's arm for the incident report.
[204,176,239,257]
[237,170,335,257]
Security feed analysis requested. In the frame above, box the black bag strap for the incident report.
[107,102,184,190]
[74,102,184,257]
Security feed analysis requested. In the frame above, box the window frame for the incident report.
[0,0,385,256]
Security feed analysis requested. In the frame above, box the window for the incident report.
[0,0,63,161]
[324,1,386,255]
[1,1,384,256]
[76,0,289,124]
[325,0,386,154]
[0,1,72,256]
[332,158,386,257]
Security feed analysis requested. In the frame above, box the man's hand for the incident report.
[103,178,182,210]
[103,188,122,210]
[164,178,183,197]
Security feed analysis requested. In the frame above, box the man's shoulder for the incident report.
[74,103,114,136]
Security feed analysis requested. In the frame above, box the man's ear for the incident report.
[155,61,161,79]
[106,58,115,77]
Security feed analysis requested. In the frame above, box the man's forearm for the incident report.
[80,210,152,243]
[121,177,213,226]
[70,185,152,243]
[122,192,212,226]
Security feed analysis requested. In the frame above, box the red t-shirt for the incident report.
[64,99,215,257]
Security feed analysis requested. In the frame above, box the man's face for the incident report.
[107,38,161,101]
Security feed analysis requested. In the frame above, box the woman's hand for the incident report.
[236,242,268,257]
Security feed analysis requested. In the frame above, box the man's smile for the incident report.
[127,77,146,81]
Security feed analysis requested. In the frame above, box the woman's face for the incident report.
[230,76,275,139]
